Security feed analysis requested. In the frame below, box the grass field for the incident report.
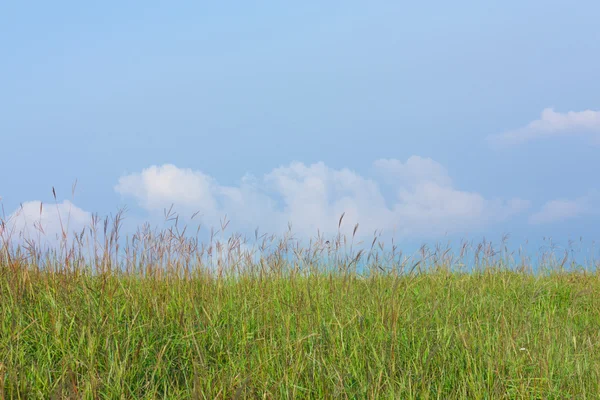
[1,210,599,399]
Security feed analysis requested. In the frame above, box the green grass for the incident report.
[2,265,600,399]
[1,207,599,398]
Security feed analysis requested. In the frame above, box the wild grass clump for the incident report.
[1,202,600,399]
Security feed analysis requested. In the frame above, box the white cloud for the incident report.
[529,195,597,225]
[488,108,600,147]
[2,200,91,246]
[115,158,529,239]
[373,156,452,187]
[115,165,219,212]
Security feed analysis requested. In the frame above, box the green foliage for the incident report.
[1,266,599,399]
[1,209,597,398]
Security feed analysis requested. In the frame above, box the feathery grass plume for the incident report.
[0,197,599,398]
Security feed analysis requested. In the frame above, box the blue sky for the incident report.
[1,1,599,255]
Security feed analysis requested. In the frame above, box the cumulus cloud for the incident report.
[373,156,452,187]
[115,158,529,239]
[2,200,91,246]
[488,108,600,147]
[529,195,597,225]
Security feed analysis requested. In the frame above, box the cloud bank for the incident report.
[529,194,598,225]
[115,157,529,239]
[2,200,91,246]
[488,108,600,147]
